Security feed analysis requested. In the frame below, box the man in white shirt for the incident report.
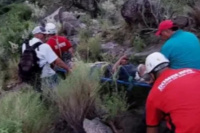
[22,26,71,91]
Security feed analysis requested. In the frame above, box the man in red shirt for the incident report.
[145,52,200,133]
[45,23,74,61]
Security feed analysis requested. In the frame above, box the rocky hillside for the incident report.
[0,0,200,133]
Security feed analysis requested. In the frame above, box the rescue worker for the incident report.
[45,23,74,65]
[156,20,200,69]
[145,52,200,133]
[21,26,71,91]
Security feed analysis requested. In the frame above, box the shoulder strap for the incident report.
[25,40,30,49]
[31,42,43,50]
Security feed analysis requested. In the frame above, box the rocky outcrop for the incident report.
[43,7,86,36]
[33,0,101,18]
[121,0,164,28]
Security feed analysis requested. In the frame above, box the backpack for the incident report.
[18,40,43,83]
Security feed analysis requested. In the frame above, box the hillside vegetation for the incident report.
[0,0,199,133]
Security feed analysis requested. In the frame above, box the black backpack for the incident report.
[18,40,43,83]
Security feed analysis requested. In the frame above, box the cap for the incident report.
[32,26,47,35]
[155,20,174,36]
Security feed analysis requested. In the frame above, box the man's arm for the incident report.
[112,55,127,73]
[147,127,159,133]
[146,94,163,133]
[54,57,72,73]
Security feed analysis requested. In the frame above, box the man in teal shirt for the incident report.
[156,20,200,69]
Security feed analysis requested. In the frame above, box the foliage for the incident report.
[1,59,19,91]
[0,0,24,6]
[109,23,134,45]
[162,0,196,15]
[78,30,102,61]
[101,90,129,120]
[99,0,125,24]
[0,89,56,133]
[0,3,35,58]
[133,34,146,52]
[25,1,46,20]
[49,62,101,132]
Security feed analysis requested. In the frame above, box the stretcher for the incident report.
[100,77,152,88]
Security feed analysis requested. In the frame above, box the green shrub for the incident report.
[0,3,35,58]
[78,34,102,62]
[133,35,146,52]
[50,62,101,132]
[0,89,56,133]
[101,90,129,120]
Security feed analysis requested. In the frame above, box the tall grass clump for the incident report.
[0,89,56,133]
[51,61,101,133]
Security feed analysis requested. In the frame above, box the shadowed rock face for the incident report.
[172,16,191,29]
[121,0,164,28]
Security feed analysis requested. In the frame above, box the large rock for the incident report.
[121,0,165,28]
[33,0,100,18]
[43,7,86,36]
[172,16,191,29]
[83,118,113,133]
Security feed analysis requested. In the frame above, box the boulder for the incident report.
[121,0,165,28]
[83,118,113,133]
[172,16,190,28]
[43,7,86,36]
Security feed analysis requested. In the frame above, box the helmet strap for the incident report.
[152,62,169,73]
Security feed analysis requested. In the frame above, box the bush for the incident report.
[133,34,146,52]
[0,89,56,133]
[99,0,124,25]
[0,3,35,58]
[50,62,101,132]
[162,0,196,15]
[0,59,19,91]
[78,34,102,62]
[101,90,129,120]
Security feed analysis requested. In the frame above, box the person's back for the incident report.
[161,30,200,69]
[45,23,73,59]
[46,35,72,58]
[147,68,200,133]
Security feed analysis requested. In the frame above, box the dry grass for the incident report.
[49,61,101,132]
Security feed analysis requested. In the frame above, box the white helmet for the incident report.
[145,52,169,73]
[45,23,57,34]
